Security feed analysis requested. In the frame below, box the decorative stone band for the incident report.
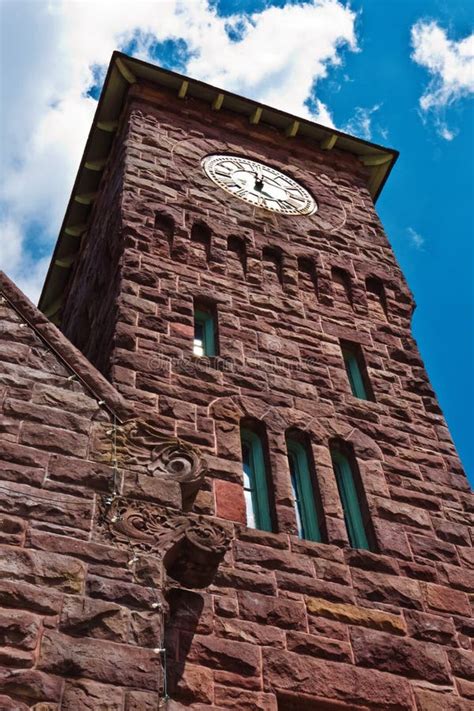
[97,497,231,589]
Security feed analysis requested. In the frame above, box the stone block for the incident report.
[286,630,351,662]
[409,533,459,564]
[0,579,62,615]
[233,540,313,576]
[0,546,86,594]
[448,649,474,681]
[215,616,285,648]
[87,575,157,610]
[262,648,413,709]
[38,630,160,690]
[350,626,451,683]
[123,471,182,508]
[351,568,423,610]
[0,669,62,704]
[237,589,307,631]
[168,661,214,704]
[404,609,457,646]
[213,566,276,595]
[59,595,129,642]
[125,690,161,710]
[187,634,260,676]
[19,422,88,458]
[423,582,471,616]
[306,597,405,635]
[0,482,92,532]
[414,688,473,711]
[0,609,41,650]
[27,529,129,567]
[214,479,246,524]
[61,679,124,710]
[214,686,277,711]
[276,571,354,604]
[0,514,26,545]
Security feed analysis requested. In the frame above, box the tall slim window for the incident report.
[193,302,216,357]
[240,427,272,532]
[330,447,373,551]
[286,434,322,542]
[341,342,372,401]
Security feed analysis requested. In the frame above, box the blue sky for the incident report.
[1,0,473,481]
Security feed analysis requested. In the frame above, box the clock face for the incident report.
[201,154,317,216]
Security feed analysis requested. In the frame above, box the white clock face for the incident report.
[201,154,317,216]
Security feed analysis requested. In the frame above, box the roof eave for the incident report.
[38,51,399,317]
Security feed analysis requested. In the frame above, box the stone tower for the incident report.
[0,52,472,710]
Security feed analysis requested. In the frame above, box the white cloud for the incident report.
[410,20,474,138]
[342,103,382,141]
[407,226,425,250]
[0,0,358,303]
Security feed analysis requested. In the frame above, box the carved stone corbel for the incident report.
[97,497,231,589]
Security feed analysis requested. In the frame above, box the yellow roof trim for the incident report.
[320,134,338,151]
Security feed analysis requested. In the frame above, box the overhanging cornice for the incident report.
[38,51,399,320]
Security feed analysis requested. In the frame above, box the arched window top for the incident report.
[262,246,283,286]
[365,275,387,318]
[153,212,174,256]
[227,235,247,277]
[331,266,352,305]
[190,221,212,264]
[240,422,272,532]
[154,212,174,236]
[330,442,374,551]
[297,256,318,298]
[191,221,212,243]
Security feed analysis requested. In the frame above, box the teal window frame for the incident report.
[286,438,322,542]
[342,347,368,400]
[240,428,272,532]
[193,307,216,357]
[331,449,370,550]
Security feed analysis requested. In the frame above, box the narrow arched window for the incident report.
[190,222,212,265]
[262,247,283,287]
[154,212,174,256]
[240,425,272,532]
[366,276,387,319]
[286,432,324,542]
[330,445,374,551]
[227,236,246,278]
[193,299,217,357]
[331,266,352,307]
[298,257,318,300]
[340,340,374,401]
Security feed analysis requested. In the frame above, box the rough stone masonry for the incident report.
[0,54,472,710]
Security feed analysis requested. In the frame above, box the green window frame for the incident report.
[342,347,368,400]
[193,307,216,357]
[286,438,322,542]
[331,449,370,550]
[240,428,272,532]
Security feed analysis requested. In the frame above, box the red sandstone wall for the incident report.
[1,76,473,711]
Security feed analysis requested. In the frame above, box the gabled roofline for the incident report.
[0,270,132,423]
[38,51,399,319]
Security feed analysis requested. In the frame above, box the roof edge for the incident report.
[1,270,132,423]
[38,51,399,317]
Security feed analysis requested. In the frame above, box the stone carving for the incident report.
[103,418,206,509]
[98,497,231,588]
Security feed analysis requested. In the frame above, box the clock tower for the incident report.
[29,52,474,709]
